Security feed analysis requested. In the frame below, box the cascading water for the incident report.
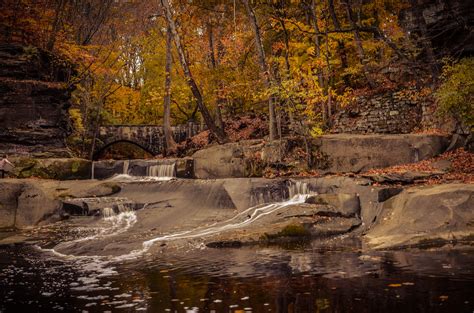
[51,205,138,250]
[146,162,176,178]
[35,180,315,294]
[41,180,314,260]
[119,180,315,259]
[288,180,310,198]
[122,160,129,175]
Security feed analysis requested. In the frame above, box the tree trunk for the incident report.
[309,0,324,88]
[242,0,277,141]
[279,17,295,132]
[163,26,177,155]
[343,0,376,88]
[160,0,227,143]
[207,20,225,132]
[327,0,350,85]
[308,0,329,125]
[47,0,66,51]
[89,100,104,160]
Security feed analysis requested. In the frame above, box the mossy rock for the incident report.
[11,158,91,180]
[264,224,311,240]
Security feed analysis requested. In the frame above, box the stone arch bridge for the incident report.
[95,123,204,159]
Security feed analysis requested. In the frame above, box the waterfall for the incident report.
[91,161,95,179]
[146,163,176,178]
[102,207,115,218]
[122,160,130,175]
[288,181,311,198]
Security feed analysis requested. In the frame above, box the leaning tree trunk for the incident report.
[242,0,277,141]
[163,26,177,155]
[160,0,227,143]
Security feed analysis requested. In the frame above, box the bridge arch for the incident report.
[93,139,156,160]
[94,123,205,160]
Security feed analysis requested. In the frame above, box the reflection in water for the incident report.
[1,245,474,312]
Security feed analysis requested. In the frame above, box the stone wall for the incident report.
[0,44,74,157]
[331,90,422,134]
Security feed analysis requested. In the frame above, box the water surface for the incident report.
[1,241,473,312]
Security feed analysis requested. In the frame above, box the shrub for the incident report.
[435,57,474,129]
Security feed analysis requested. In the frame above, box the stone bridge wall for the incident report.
[96,122,205,156]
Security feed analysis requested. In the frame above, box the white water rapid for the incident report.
[51,204,137,252]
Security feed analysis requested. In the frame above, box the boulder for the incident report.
[376,187,404,202]
[0,182,23,229]
[192,143,247,179]
[0,180,60,228]
[365,184,474,249]
[305,193,361,217]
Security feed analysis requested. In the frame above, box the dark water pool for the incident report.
[1,241,474,313]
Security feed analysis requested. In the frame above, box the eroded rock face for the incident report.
[0,44,74,157]
[365,184,474,249]
[400,0,474,58]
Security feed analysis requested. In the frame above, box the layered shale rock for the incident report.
[0,44,74,157]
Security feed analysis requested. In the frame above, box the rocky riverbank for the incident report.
[4,133,454,180]
[0,176,472,253]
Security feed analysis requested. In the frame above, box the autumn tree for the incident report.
[160,0,227,143]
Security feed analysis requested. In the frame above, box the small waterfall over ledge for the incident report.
[92,159,177,180]
[146,162,176,178]
[250,180,314,206]
[288,180,311,198]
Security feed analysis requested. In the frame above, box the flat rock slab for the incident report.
[314,134,450,173]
